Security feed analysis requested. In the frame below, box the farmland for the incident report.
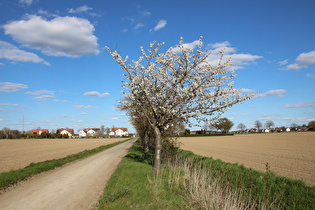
[179,132,315,186]
[0,138,127,173]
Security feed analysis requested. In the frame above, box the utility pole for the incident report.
[22,116,25,132]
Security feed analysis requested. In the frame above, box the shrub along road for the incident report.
[0,138,135,210]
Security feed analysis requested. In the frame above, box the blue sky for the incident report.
[0,0,314,133]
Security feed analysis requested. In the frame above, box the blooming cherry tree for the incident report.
[106,37,256,173]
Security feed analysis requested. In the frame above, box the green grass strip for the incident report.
[98,141,188,209]
[177,149,315,209]
[0,139,128,191]
[98,141,315,209]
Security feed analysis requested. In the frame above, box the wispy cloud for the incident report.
[0,103,24,107]
[207,41,262,70]
[73,105,98,109]
[26,90,55,95]
[83,91,110,97]
[33,95,54,100]
[68,5,100,16]
[172,39,262,70]
[26,90,55,100]
[0,41,50,65]
[283,50,315,70]
[278,59,288,66]
[283,100,315,108]
[68,5,92,13]
[306,71,315,78]
[256,89,286,98]
[19,0,33,6]
[3,15,99,58]
[134,22,145,30]
[240,88,255,93]
[151,20,167,32]
[0,82,28,92]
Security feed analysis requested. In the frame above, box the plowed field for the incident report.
[0,138,127,173]
[179,132,315,186]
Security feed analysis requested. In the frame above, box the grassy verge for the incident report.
[0,139,128,191]
[97,141,189,209]
[99,141,315,209]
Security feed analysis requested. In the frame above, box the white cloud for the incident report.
[83,91,110,97]
[261,113,284,117]
[139,10,151,17]
[68,5,92,13]
[283,100,315,108]
[306,72,315,78]
[0,109,5,111]
[80,112,90,115]
[283,50,315,70]
[26,90,54,95]
[0,41,50,65]
[256,89,286,98]
[3,15,100,57]
[33,95,54,100]
[0,103,24,107]
[171,40,200,54]
[134,22,145,30]
[278,59,288,66]
[0,118,10,122]
[152,20,167,32]
[73,105,98,109]
[19,0,33,6]
[240,88,255,93]
[0,82,28,92]
[207,41,262,70]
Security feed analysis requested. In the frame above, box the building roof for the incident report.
[111,127,128,132]
[57,128,74,134]
[83,128,100,133]
[32,129,49,134]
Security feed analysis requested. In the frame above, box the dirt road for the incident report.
[0,138,135,210]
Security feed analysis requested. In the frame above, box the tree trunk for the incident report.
[153,126,162,174]
[143,132,149,155]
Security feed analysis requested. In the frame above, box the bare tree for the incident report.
[254,120,263,130]
[107,37,256,174]
[264,120,275,129]
[237,123,246,131]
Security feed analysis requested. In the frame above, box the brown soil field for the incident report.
[179,132,315,186]
[0,138,127,173]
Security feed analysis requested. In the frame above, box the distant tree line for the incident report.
[235,120,315,133]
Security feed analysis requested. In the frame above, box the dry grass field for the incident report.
[0,138,127,173]
[179,132,315,186]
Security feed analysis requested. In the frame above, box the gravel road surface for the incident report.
[0,138,135,210]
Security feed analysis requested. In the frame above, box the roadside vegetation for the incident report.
[0,139,128,191]
[99,140,315,209]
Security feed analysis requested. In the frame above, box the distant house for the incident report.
[110,127,128,137]
[57,128,74,137]
[286,128,291,132]
[298,127,308,132]
[78,130,87,138]
[32,129,49,135]
[264,129,270,133]
[79,128,100,137]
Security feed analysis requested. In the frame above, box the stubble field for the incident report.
[179,132,315,186]
[0,138,127,173]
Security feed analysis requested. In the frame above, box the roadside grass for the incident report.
[0,139,128,191]
[99,141,315,209]
[98,142,189,209]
